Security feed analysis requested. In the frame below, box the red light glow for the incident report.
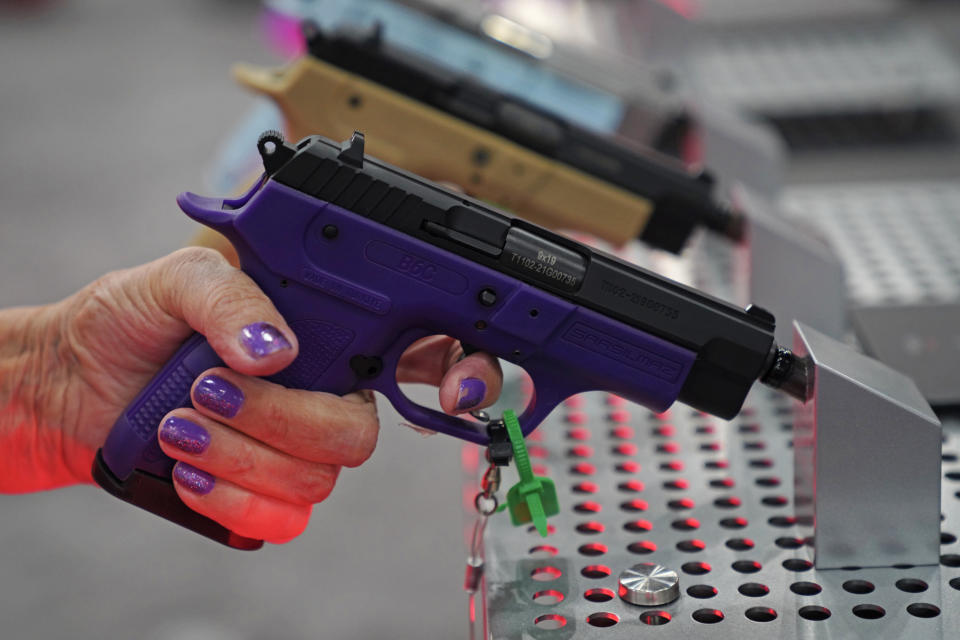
[606,395,627,407]
[616,461,642,474]
[568,445,594,458]
[574,501,603,514]
[621,498,649,512]
[530,566,562,581]
[573,481,598,494]
[532,589,565,605]
[618,479,645,492]
[659,442,681,454]
[566,427,591,441]
[570,462,596,476]
[624,519,653,533]
[628,540,658,554]
[576,521,605,534]
[529,445,550,459]
[653,424,676,437]
[610,425,635,440]
[613,443,638,456]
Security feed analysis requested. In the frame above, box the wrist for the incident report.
[0,302,80,490]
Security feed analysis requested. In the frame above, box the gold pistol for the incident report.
[232,24,741,252]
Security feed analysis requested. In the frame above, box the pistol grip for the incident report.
[94,332,263,550]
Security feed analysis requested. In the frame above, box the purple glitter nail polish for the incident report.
[239,322,292,359]
[194,375,244,419]
[455,377,486,411]
[173,462,215,495]
[159,416,210,455]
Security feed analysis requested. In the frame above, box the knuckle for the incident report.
[164,248,267,323]
[291,463,338,504]
[205,285,267,324]
[260,400,292,444]
[167,246,226,272]
[161,248,223,293]
[69,270,127,332]
[234,492,263,532]
[64,267,166,366]
[87,269,127,299]
[224,438,258,477]
[150,247,227,317]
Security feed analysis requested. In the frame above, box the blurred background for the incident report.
[1,1,959,638]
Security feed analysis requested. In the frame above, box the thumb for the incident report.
[148,247,298,376]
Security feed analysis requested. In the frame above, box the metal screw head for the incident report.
[618,563,680,606]
[478,288,497,307]
[322,224,339,239]
[472,146,491,167]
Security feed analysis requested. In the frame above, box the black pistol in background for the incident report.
[233,23,744,253]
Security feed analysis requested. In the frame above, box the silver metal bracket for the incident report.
[740,188,847,345]
[792,322,941,569]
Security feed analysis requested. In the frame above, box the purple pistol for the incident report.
[93,131,803,549]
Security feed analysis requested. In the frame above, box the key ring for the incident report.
[474,492,499,516]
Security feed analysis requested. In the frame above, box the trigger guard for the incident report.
[375,369,572,446]
[367,328,493,444]
[372,329,577,445]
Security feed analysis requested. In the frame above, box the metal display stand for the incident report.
[480,386,957,639]
[691,0,898,27]
[691,20,960,119]
[782,182,960,309]
[479,235,958,639]
[792,321,941,569]
[780,181,960,407]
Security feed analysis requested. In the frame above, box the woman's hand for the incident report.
[0,247,502,542]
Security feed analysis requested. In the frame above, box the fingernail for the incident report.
[194,374,244,418]
[159,416,210,455]
[455,377,486,411]
[239,322,293,359]
[173,462,215,495]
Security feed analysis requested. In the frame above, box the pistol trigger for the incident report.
[338,132,365,168]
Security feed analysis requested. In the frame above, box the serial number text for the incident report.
[600,279,680,320]
[510,251,579,287]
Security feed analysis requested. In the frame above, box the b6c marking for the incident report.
[397,254,437,282]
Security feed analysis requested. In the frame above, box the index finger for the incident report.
[395,336,504,414]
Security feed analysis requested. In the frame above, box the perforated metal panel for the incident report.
[691,0,898,26]
[480,232,958,638]
[482,389,958,639]
[691,22,960,117]
[783,182,960,308]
